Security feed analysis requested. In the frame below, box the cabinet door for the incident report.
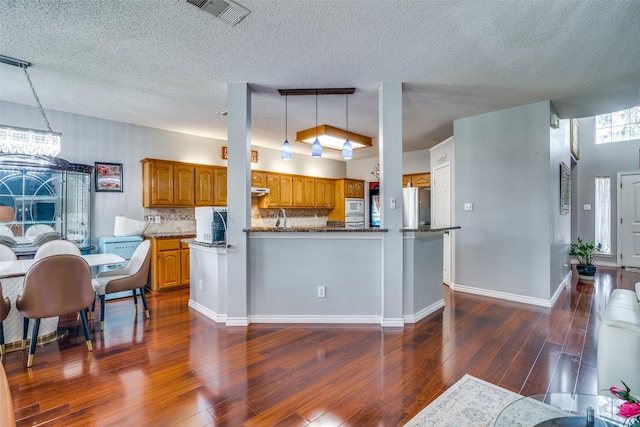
[251,171,267,188]
[158,249,181,289]
[345,180,355,198]
[280,175,293,207]
[315,179,326,207]
[304,177,315,207]
[292,176,305,207]
[325,180,335,209]
[181,248,190,285]
[147,161,174,206]
[265,174,281,207]
[412,173,431,188]
[353,180,365,198]
[174,164,195,206]
[195,166,214,206]
[213,168,228,206]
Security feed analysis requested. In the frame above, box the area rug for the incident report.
[403,374,568,427]
[624,267,640,273]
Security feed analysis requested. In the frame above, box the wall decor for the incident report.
[570,118,580,160]
[560,161,571,214]
[95,162,123,192]
[221,146,258,163]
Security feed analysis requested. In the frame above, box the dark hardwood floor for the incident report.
[2,266,638,426]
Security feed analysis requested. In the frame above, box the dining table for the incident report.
[0,253,125,352]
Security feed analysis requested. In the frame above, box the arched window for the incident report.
[595,106,640,144]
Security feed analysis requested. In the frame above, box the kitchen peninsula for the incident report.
[188,225,458,326]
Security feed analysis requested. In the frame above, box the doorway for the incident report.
[618,172,640,268]
[433,162,452,284]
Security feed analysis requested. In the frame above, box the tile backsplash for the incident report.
[144,201,329,233]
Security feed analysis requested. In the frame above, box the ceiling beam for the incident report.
[278,88,355,96]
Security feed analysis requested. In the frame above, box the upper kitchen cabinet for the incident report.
[142,159,225,207]
[251,171,267,188]
[212,167,227,206]
[194,166,214,206]
[0,153,92,255]
[403,172,430,188]
[344,179,365,198]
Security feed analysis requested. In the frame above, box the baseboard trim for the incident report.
[448,278,570,308]
[249,314,382,324]
[188,299,227,323]
[403,299,445,324]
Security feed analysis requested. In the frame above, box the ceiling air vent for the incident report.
[186,0,250,27]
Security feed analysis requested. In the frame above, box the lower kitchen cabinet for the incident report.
[149,236,193,292]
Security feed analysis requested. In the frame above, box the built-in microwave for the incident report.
[345,198,364,217]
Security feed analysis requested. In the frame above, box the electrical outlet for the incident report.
[147,216,154,224]
[198,279,203,290]
[317,286,326,298]
[155,215,161,224]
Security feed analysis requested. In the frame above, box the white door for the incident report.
[433,163,451,284]
[619,173,640,267]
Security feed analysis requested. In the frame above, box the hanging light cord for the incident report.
[285,93,288,140]
[315,93,318,139]
[346,94,349,140]
[22,65,53,132]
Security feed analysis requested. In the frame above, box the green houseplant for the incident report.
[569,237,603,279]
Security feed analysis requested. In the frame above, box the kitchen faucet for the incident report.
[275,208,286,229]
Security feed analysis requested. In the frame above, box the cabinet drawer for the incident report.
[157,238,180,251]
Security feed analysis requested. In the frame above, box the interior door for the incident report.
[433,162,451,284]
[619,173,640,267]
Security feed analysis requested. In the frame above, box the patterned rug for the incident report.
[403,374,568,427]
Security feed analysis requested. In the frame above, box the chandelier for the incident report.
[0,55,61,157]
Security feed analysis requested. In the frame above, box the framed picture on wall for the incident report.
[94,162,123,192]
[570,119,580,160]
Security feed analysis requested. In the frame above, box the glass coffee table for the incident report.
[494,393,626,427]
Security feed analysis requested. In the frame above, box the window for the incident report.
[595,106,640,144]
[595,177,611,255]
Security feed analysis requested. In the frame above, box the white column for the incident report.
[226,83,251,326]
[379,82,404,327]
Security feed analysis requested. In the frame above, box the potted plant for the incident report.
[569,237,603,280]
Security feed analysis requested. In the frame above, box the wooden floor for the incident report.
[2,266,638,426]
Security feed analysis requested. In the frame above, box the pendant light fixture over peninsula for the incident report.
[281,93,292,160]
[311,94,322,158]
[342,93,353,160]
[277,87,372,159]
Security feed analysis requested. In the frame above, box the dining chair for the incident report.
[16,254,94,368]
[34,240,80,259]
[91,240,151,331]
[0,245,16,262]
[0,284,10,355]
[0,362,15,427]
[0,225,13,238]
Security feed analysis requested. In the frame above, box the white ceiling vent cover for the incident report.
[186,0,250,27]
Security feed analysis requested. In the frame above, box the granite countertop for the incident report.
[143,232,195,239]
[183,238,228,249]
[400,225,461,233]
[244,227,388,233]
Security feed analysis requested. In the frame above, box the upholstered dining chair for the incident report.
[91,240,151,331]
[34,239,80,259]
[16,254,94,368]
[0,225,14,237]
[0,284,10,355]
[0,245,16,262]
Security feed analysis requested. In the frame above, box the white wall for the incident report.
[453,101,568,301]
[0,101,346,245]
[347,148,432,182]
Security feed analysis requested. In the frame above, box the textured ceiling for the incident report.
[0,0,639,160]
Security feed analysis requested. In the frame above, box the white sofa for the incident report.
[597,282,640,395]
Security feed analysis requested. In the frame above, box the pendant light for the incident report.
[281,93,292,160]
[342,94,353,160]
[311,93,322,158]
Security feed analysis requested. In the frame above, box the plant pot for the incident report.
[576,264,597,280]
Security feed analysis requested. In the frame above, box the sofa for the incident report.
[597,282,640,395]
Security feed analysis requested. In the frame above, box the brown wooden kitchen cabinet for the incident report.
[280,174,293,207]
[251,171,267,188]
[195,166,215,206]
[328,178,365,222]
[304,177,315,207]
[402,172,430,188]
[213,167,227,206]
[292,176,305,207]
[149,237,193,292]
[142,158,220,207]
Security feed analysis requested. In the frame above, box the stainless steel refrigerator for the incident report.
[402,187,431,228]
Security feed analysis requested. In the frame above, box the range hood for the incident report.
[251,187,270,197]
